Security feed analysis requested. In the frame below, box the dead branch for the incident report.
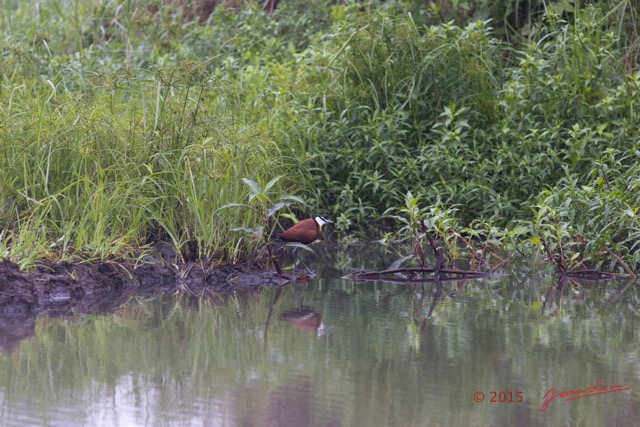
[605,247,637,278]
[342,266,504,282]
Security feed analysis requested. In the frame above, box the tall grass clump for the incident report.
[0,68,292,267]
[0,0,327,267]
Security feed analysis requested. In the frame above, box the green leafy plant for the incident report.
[1,0,638,273]
[219,176,307,275]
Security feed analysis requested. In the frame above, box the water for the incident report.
[1,242,639,426]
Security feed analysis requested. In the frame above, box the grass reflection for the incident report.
[1,265,639,426]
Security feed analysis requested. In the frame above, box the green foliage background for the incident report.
[0,0,638,271]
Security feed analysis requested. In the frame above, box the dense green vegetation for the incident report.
[0,0,638,272]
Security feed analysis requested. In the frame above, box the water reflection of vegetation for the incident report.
[1,273,639,425]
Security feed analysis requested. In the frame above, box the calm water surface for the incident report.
[1,242,639,426]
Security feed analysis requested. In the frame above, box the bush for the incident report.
[299,15,501,228]
[294,5,637,232]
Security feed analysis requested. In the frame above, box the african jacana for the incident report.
[279,216,333,245]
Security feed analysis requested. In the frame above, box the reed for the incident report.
[0,59,293,267]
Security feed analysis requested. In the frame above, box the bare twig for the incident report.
[540,237,566,273]
[420,219,444,274]
[605,247,637,278]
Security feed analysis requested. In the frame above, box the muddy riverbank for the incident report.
[0,244,306,352]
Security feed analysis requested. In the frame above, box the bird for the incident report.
[278,216,333,272]
[279,216,333,245]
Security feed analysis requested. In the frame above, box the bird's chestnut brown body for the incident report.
[279,216,332,245]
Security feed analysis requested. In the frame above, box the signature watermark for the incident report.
[539,380,631,412]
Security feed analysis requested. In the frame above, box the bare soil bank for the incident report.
[0,244,301,351]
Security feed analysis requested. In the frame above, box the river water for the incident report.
[1,241,638,426]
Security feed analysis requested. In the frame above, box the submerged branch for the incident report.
[558,269,627,280]
[342,267,503,282]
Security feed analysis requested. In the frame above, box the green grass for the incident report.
[0,0,639,271]
[0,0,309,266]
[0,72,292,266]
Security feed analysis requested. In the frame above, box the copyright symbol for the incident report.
[473,391,485,402]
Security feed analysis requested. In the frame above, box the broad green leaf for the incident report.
[388,254,414,270]
[267,202,292,218]
[528,235,541,246]
[510,225,531,236]
[241,178,263,196]
[263,175,283,193]
[231,226,263,239]
[215,203,254,214]
[279,195,307,205]
[283,242,316,254]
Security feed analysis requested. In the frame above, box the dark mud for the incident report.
[0,243,308,352]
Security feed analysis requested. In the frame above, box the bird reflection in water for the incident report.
[279,307,328,337]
